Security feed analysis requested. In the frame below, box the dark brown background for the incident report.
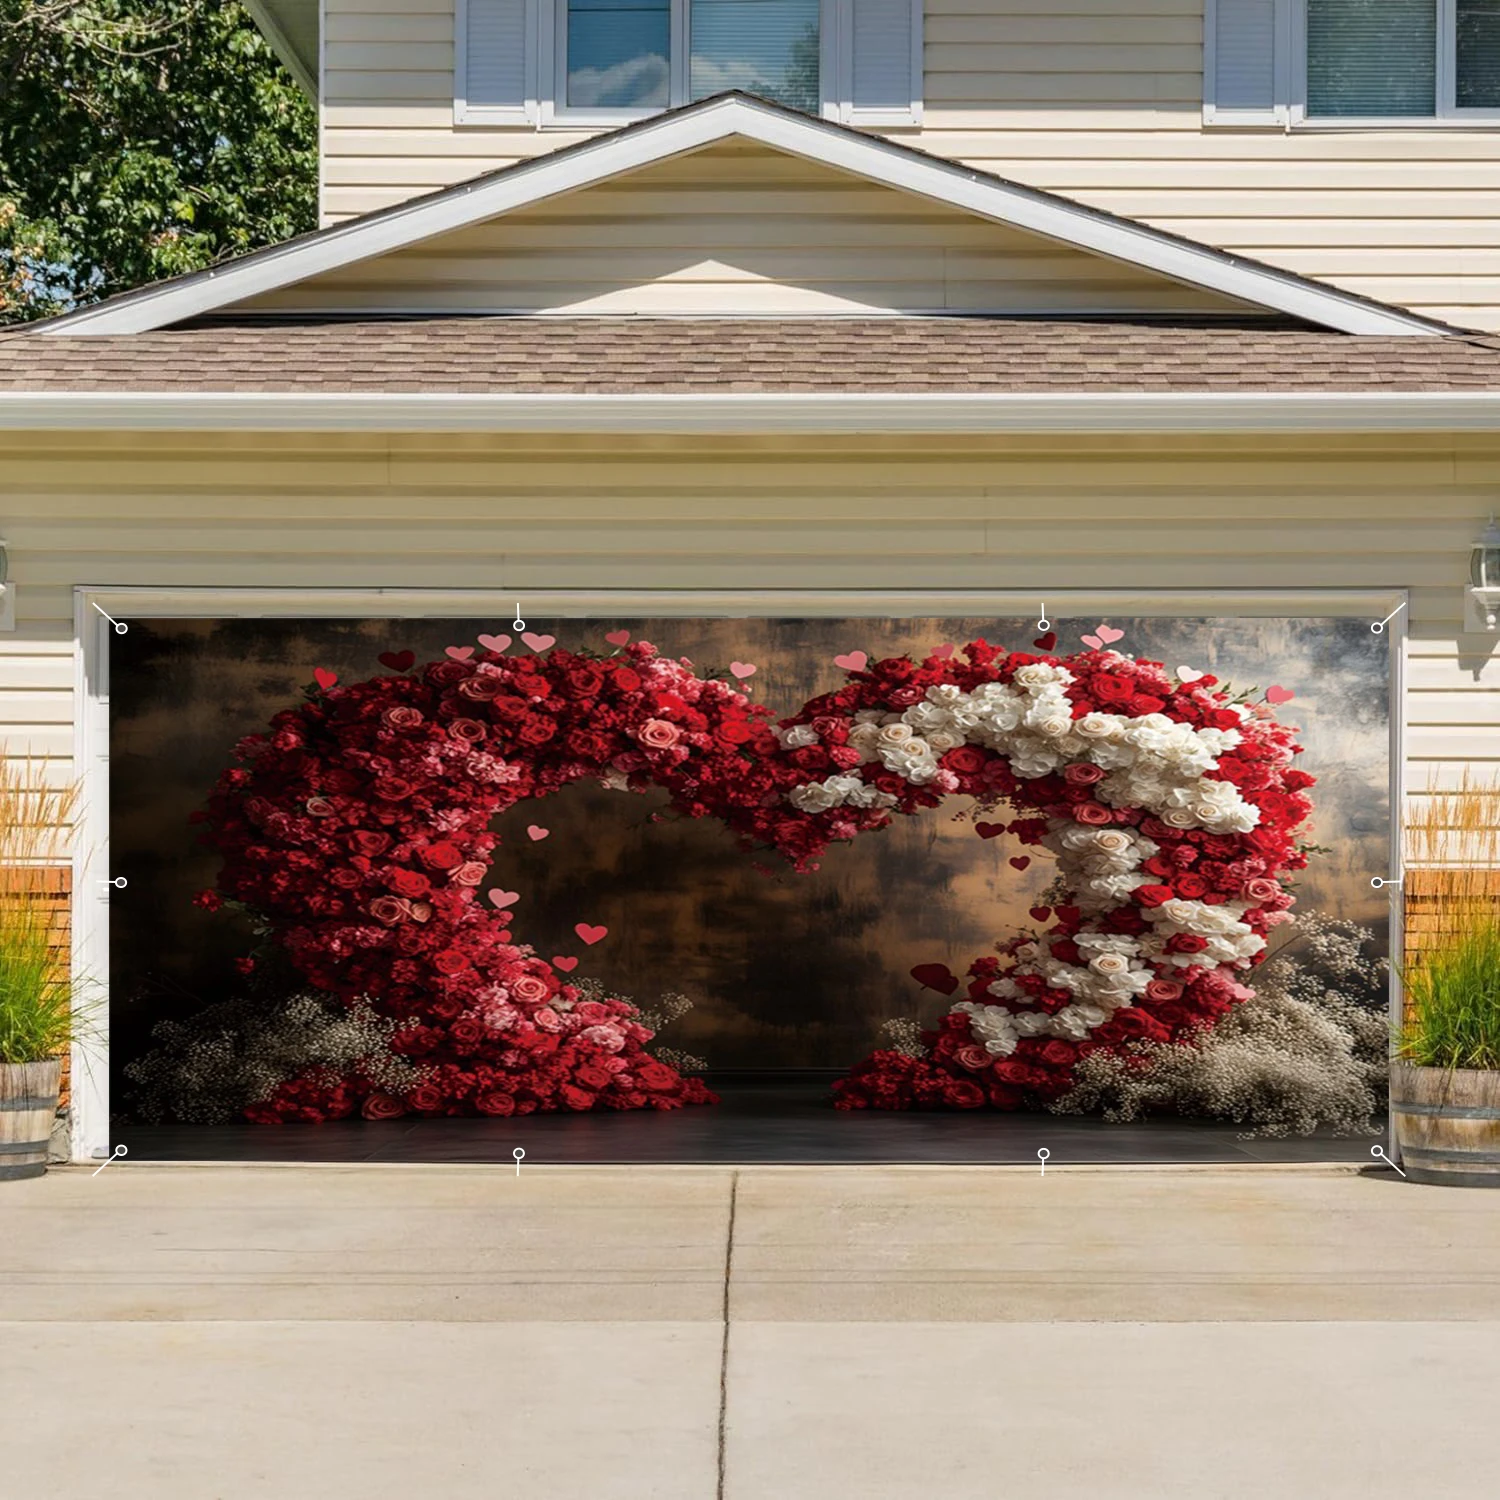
[108,614,1390,1076]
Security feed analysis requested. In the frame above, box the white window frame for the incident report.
[455,0,922,128]
[455,0,543,125]
[1203,0,1500,128]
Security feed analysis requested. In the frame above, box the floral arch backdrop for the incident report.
[194,635,1313,1121]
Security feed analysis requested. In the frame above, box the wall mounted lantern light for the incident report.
[1468,516,1500,633]
[0,540,12,632]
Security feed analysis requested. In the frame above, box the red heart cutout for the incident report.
[445,646,474,662]
[377,651,415,672]
[975,822,1006,840]
[1032,631,1057,651]
[1009,856,1031,871]
[313,668,337,691]
[605,630,631,647]
[1266,685,1295,705]
[477,633,511,654]
[910,963,959,996]
[575,922,608,945]
[552,955,579,972]
[1029,906,1053,923]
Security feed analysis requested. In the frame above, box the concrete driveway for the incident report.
[3,1163,1499,1498]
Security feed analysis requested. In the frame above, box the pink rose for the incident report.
[447,718,487,744]
[533,1007,564,1032]
[580,1024,625,1052]
[511,974,551,1003]
[305,796,335,818]
[1243,877,1282,903]
[1145,978,1184,1002]
[1073,801,1113,825]
[954,1043,991,1071]
[574,1001,612,1024]
[637,718,682,750]
[382,705,424,730]
[368,895,410,926]
[451,861,487,887]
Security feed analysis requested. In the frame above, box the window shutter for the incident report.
[848,0,920,120]
[1205,0,1286,124]
[458,0,533,120]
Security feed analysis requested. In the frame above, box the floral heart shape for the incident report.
[833,651,868,672]
[975,822,1006,840]
[521,633,557,653]
[1033,631,1057,651]
[378,651,415,672]
[446,646,474,662]
[552,955,579,972]
[1266,685,1295,705]
[200,639,1313,1123]
[1008,856,1031,871]
[313,668,338,691]
[911,963,960,996]
[527,825,550,841]
[477,633,511,654]
[729,662,757,680]
[605,630,632,647]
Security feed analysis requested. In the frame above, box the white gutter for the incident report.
[2,390,1500,433]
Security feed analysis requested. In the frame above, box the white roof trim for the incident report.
[40,94,1449,339]
[4,391,1499,433]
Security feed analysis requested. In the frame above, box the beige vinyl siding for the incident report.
[0,429,1497,813]
[321,0,1500,329]
[245,143,1250,315]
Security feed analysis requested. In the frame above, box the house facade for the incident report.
[2,0,1499,1160]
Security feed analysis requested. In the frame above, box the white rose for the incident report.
[1031,712,1073,739]
[1012,663,1061,690]
[1090,829,1133,855]
[1074,712,1122,740]
[788,781,841,813]
[1089,952,1132,977]
[877,721,911,745]
[926,730,963,754]
[1161,808,1198,829]
[781,724,819,749]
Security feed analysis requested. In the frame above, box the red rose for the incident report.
[361,1093,406,1120]
[717,719,753,745]
[943,1079,986,1109]
[634,1060,677,1091]
[368,895,410,926]
[1039,1040,1077,1068]
[431,948,470,975]
[576,1064,614,1091]
[192,889,223,912]
[329,867,363,889]
[943,746,987,775]
[954,1043,990,1071]
[418,841,463,871]
[517,716,557,746]
[1173,873,1208,899]
[475,1091,516,1116]
[388,868,431,898]
[1167,933,1209,954]
[407,1084,445,1114]
[994,1059,1031,1085]
[612,667,642,692]
[352,831,392,856]
[1135,884,1175,908]
[565,665,606,698]
[560,1085,596,1111]
[448,717,488,744]
[373,776,415,801]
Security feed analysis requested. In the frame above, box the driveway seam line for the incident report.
[717,1168,739,1500]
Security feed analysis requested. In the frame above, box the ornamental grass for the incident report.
[1398,773,1500,1073]
[0,760,78,1064]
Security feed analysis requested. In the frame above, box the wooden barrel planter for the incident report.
[0,1059,63,1181]
[1391,1064,1500,1188]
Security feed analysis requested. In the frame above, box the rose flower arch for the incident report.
[194,635,1313,1121]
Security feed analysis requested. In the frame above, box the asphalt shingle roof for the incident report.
[6,316,1500,393]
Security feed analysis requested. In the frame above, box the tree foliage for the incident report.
[1,0,315,322]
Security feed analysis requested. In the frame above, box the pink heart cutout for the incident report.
[605,630,631,647]
[932,644,956,659]
[487,889,520,910]
[477,633,511,654]
[1095,625,1124,645]
[833,651,868,672]
[1081,635,1103,650]
[1266,685,1295,705]
[446,646,474,662]
[1177,666,1205,684]
[521,633,556,653]
[575,922,608,946]
[313,668,338,691]
[552,955,579,972]
[527,825,549,841]
[729,662,757,680]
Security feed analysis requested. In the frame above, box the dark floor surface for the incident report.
[117,1081,1385,1166]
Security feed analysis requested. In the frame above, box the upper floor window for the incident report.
[1205,0,1500,124]
[457,0,922,127]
